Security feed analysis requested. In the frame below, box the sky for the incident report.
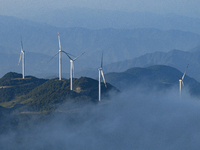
[0,0,200,18]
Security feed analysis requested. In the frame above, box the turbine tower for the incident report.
[49,32,62,80]
[177,64,189,97]
[18,37,25,79]
[63,51,85,90]
[98,53,107,101]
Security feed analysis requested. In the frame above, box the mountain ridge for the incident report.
[21,7,200,34]
[105,65,200,98]
[104,49,200,82]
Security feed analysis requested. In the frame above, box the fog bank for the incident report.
[1,87,200,150]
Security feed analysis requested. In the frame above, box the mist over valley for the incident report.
[1,82,200,150]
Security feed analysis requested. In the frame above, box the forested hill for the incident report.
[0,72,118,112]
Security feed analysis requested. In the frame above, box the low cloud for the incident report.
[1,86,200,150]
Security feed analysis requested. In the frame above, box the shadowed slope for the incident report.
[105,65,199,96]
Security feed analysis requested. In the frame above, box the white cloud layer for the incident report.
[1,87,200,149]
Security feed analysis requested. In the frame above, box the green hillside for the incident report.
[20,77,117,111]
[0,72,47,103]
[0,73,118,112]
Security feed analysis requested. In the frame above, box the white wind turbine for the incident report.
[49,32,62,80]
[63,51,85,90]
[98,53,107,101]
[18,37,25,79]
[177,64,189,97]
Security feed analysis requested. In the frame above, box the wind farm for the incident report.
[1,26,200,150]
[2,1,200,149]
[17,32,193,100]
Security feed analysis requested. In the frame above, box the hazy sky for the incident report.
[0,0,200,18]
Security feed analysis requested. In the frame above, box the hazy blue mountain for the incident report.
[1,15,200,78]
[104,49,200,82]
[27,7,200,34]
[105,65,200,97]
[2,15,199,58]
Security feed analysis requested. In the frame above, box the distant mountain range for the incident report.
[25,7,200,34]
[1,14,200,78]
[2,17,199,58]
[104,49,200,82]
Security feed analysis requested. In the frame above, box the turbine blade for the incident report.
[58,32,61,51]
[176,75,181,80]
[182,80,184,86]
[61,50,73,60]
[21,37,23,51]
[101,52,103,68]
[48,51,59,63]
[182,64,189,80]
[101,70,107,88]
[18,52,22,65]
[73,52,85,61]
[18,36,24,65]
[65,52,76,58]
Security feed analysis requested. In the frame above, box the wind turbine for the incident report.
[177,64,189,97]
[49,32,62,80]
[98,53,107,101]
[18,37,25,79]
[62,51,85,90]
